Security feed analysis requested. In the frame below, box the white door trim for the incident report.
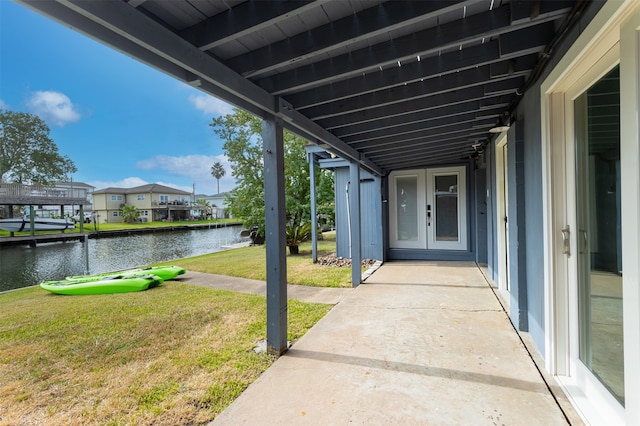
[619,6,640,423]
[495,134,510,300]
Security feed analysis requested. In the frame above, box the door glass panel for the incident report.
[434,174,458,241]
[575,65,623,404]
[396,176,418,241]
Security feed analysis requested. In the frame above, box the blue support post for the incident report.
[309,152,318,263]
[349,163,361,286]
[262,116,288,355]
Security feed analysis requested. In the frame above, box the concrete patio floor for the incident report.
[210,261,583,425]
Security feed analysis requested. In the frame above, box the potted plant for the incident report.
[285,221,312,255]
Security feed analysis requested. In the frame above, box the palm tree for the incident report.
[211,162,225,194]
[120,204,140,223]
[195,198,211,219]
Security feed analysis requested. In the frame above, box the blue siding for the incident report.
[522,88,546,351]
[475,168,488,265]
[335,168,383,261]
[335,169,349,258]
[507,123,528,331]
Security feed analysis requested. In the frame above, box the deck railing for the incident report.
[0,183,88,200]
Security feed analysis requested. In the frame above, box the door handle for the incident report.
[579,229,588,254]
[561,226,571,256]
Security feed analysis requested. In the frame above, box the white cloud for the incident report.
[26,90,80,126]
[136,154,235,195]
[88,177,149,189]
[188,94,233,116]
[0,99,7,110]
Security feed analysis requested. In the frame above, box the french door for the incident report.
[390,166,467,251]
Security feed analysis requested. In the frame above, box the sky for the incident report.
[0,1,236,195]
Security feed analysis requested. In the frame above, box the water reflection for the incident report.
[0,226,243,292]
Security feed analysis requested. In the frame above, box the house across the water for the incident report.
[92,184,198,223]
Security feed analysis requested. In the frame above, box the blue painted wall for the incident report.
[507,122,528,331]
[482,1,605,356]
[475,168,488,265]
[334,168,383,261]
[520,88,545,351]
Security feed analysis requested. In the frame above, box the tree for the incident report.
[120,205,140,223]
[210,109,334,237]
[0,110,77,184]
[195,198,211,219]
[210,162,225,194]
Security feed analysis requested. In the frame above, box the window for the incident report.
[112,211,120,217]
[137,194,145,200]
[111,195,123,201]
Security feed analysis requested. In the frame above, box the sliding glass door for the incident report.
[574,65,624,405]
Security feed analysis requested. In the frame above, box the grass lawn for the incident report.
[0,230,358,424]
[0,281,331,425]
[171,232,355,288]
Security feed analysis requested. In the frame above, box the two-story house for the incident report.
[92,183,197,223]
[195,191,232,219]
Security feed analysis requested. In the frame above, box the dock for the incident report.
[0,222,243,247]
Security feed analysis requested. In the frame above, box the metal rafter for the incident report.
[179,1,328,51]
[228,0,471,78]
[287,27,550,112]
[254,2,568,95]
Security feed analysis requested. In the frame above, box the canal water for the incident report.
[0,226,244,292]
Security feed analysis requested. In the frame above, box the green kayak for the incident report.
[41,274,164,295]
[67,265,186,281]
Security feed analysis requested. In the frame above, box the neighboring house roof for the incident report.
[92,187,128,195]
[93,184,191,195]
[128,183,191,195]
[196,192,233,199]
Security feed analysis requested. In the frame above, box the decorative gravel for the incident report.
[317,253,377,268]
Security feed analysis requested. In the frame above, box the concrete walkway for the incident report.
[203,261,580,425]
[179,271,353,305]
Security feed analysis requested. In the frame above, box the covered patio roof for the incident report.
[19,0,585,176]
